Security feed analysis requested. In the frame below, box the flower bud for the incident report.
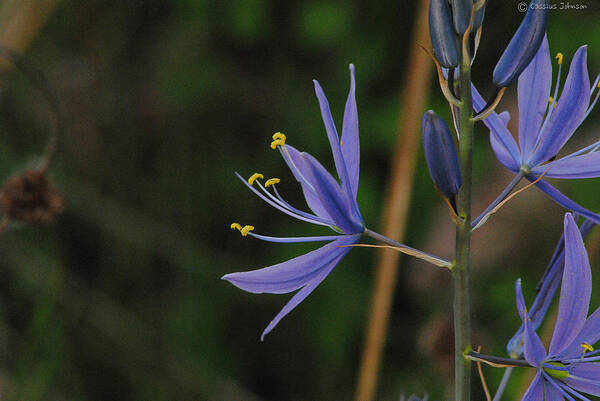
[472,1,486,31]
[493,0,548,87]
[422,111,462,205]
[429,0,459,68]
[451,0,471,35]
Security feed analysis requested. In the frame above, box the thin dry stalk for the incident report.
[354,0,433,399]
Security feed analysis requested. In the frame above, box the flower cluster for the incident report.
[223,0,600,399]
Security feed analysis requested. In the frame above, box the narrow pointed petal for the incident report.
[516,279,547,366]
[451,0,471,35]
[532,152,600,179]
[313,79,355,204]
[529,46,591,167]
[544,378,566,401]
[493,0,549,87]
[260,235,360,340]
[508,219,595,357]
[222,235,359,294]
[429,0,459,68]
[508,247,563,356]
[472,84,521,170]
[522,371,544,401]
[247,232,344,243]
[516,278,528,321]
[559,307,600,358]
[281,145,333,220]
[548,213,591,355]
[518,35,552,158]
[422,110,462,200]
[490,131,520,171]
[302,152,363,233]
[498,111,511,126]
[341,64,360,199]
[565,363,600,396]
[531,178,600,224]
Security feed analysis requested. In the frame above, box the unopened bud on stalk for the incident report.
[472,1,486,31]
[429,0,459,68]
[493,0,548,87]
[422,111,462,209]
[451,0,472,35]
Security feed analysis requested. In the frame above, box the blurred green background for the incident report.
[0,0,599,400]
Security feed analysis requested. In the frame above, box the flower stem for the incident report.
[454,34,474,401]
[492,367,514,401]
[363,228,452,269]
[467,351,531,368]
[471,171,525,228]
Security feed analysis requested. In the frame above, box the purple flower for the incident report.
[507,218,595,357]
[223,65,364,340]
[515,213,600,399]
[474,35,600,224]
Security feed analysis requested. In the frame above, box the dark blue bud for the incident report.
[493,0,548,87]
[451,0,472,35]
[472,1,485,31]
[429,0,459,68]
[422,110,462,203]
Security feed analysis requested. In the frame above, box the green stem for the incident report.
[454,41,474,401]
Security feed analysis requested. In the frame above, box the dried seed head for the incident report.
[0,169,63,225]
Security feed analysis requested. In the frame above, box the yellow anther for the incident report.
[264,178,280,187]
[549,96,554,104]
[272,132,287,141]
[581,342,594,352]
[240,225,254,236]
[556,53,563,65]
[597,80,600,89]
[230,222,242,231]
[270,139,286,149]
[248,173,264,185]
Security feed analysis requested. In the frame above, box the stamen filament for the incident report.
[542,372,576,401]
[555,138,600,161]
[583,78,600,120]
[247,231,343,243]
[556,379,591,401]
[590,72,600,95]
[255,180,334,226]
[235,172,332,227]
[566,374,600,386]
[562,355,600,363]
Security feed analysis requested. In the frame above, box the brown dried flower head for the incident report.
[0,169,63,225]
